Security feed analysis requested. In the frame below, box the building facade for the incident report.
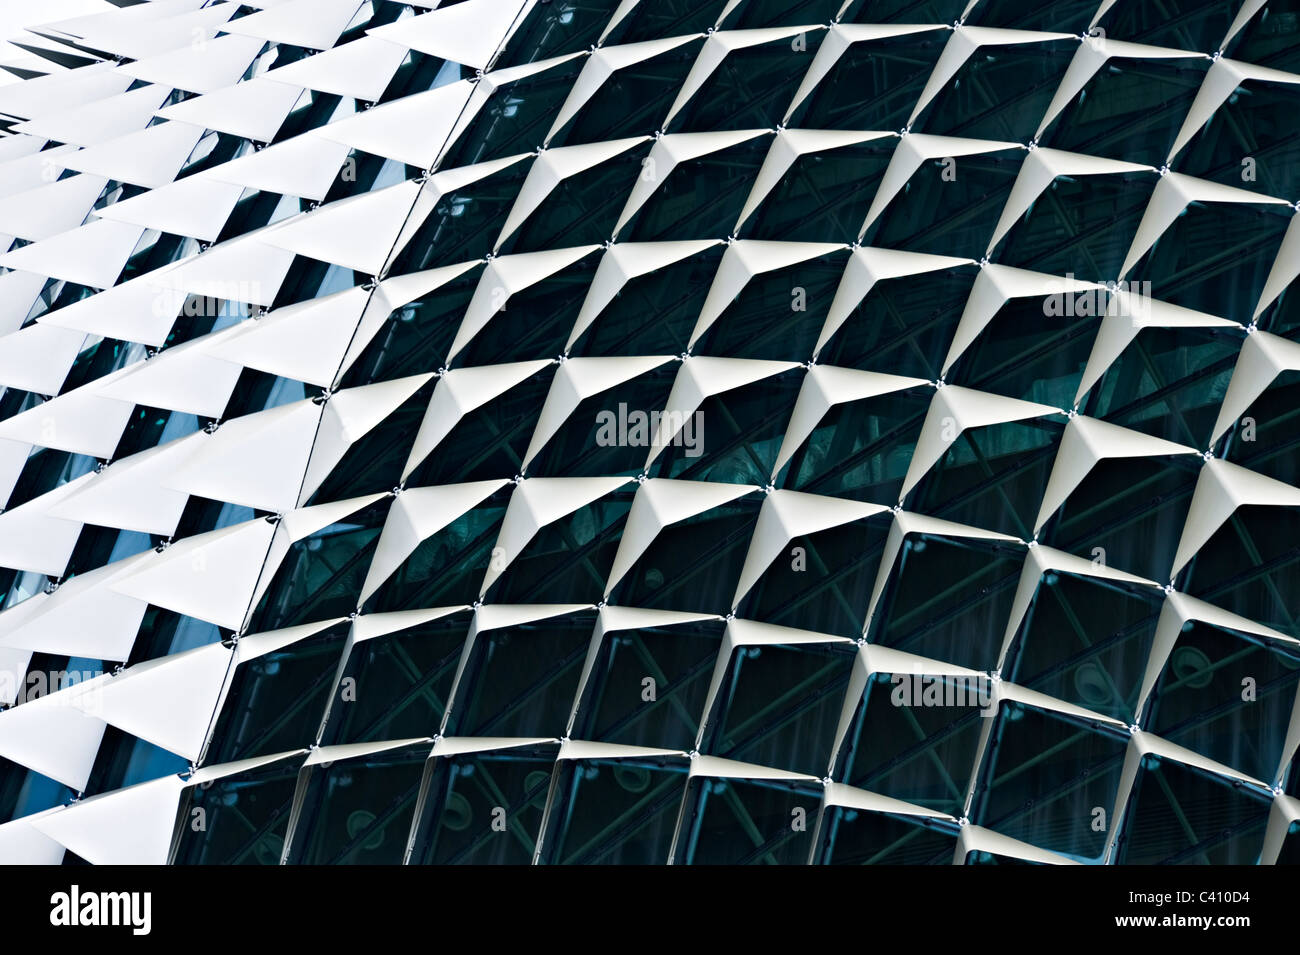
[0,0,1298,865]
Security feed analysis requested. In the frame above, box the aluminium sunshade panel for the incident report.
[0,0,1299,866]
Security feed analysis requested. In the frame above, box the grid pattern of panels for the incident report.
[0,0,1299,865]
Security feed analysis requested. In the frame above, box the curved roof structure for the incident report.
[0,0,1298,866]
